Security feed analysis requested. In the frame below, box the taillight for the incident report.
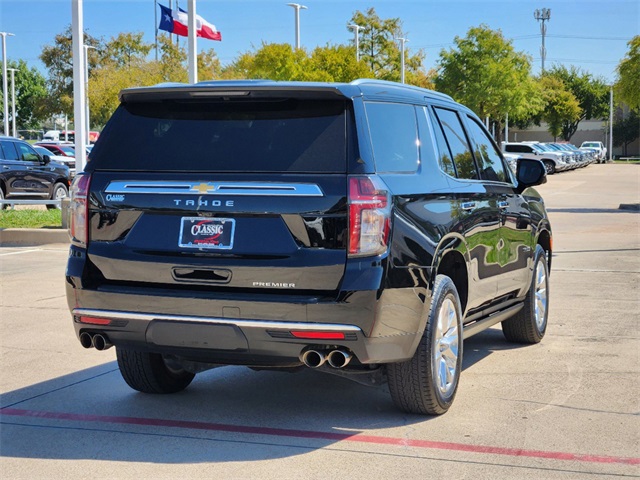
[69,173,91,247]
[348,176,391,257]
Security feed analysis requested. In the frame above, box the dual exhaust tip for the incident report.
[79,332,112,351]
[300,348,352,369]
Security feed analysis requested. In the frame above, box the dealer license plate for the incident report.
[179,217,236,250]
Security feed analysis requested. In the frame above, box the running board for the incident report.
[463,303,524,339]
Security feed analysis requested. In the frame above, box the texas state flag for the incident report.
[158,4,222,41]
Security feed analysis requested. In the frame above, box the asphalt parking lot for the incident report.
[1,164,638,479]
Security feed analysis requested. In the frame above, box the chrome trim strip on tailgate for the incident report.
[104,181,324,197]
[73,308,362,332]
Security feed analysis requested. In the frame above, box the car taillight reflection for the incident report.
[69,173,91,247]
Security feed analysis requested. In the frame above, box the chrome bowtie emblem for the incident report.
[190,183,216,194]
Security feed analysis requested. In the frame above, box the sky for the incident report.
[0,0,638,84]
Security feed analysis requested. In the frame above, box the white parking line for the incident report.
[0,249,44,256]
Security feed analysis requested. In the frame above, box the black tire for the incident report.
[0,188,7,210]
[387,275,463,415]
[47,183,68,210]
[543,160,556,175]
[116,347,195,394]
[502,245,549,344]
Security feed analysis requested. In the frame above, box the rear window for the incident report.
[88,98,348,173]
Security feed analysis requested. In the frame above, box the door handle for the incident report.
[461,201,476,211]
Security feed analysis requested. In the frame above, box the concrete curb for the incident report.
[0,228,70,246]
[619,203,640,211]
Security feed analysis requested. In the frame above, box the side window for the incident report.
[14,142,40,162]
[0,140,20,161]
[427,107,456,177]
[433,107,477,180]
[506,144,526,153]
[465,117,508,183]
[365,102,419,173]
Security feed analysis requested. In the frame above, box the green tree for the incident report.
[230,43,312,81]
[39,25,102,117]
[101,32,152,69]
[615,35,640,111]
[308,44,373,82]
[88,33,188,127]
[198,48,222,80]
[157,33,188,82]
[348,8,426,83]
[546,65,609,140]
[538,76,581,140]
[612,110,640,156]
[222,42,374,82]
[0,59,48,130]
[435,25,541,143]
[89,62,165,127]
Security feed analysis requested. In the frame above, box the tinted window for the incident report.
[365,102,419,173]
[465,117,508,183]
[505,145,528,153]
[89,98,348,173]
[15,142,40,162]
[433,107,477,180]
[0,140,20,161]
[427,108,456,177]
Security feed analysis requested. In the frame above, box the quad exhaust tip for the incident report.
[79,332,93,349]
[300,349,326,368]
[300,348,352,369]
[327,349,352,368]
[80,332,113,351]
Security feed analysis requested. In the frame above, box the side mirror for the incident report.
[516,158,546,194]
[41,154,51,165]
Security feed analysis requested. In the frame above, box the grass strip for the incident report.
[0,209,62,229]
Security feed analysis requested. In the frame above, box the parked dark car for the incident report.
[66,80,552,415]
[0,136,70,209]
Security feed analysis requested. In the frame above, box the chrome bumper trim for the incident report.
[73,308,362,333]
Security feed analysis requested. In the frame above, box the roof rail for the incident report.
[350,79,454,102]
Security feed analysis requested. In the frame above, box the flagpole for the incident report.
[154,0,158,61]
[176,0,180,48]
[187,0,197,83]
[169,0,173,45]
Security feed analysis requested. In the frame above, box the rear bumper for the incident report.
[68,288,423,366]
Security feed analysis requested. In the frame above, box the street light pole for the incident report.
[84,44,96,144]
[396,37,408,84]
[534,8,551,73]
[348,24,365,62]
[1,31,15,136]
[72,0,87,172]
[8,68,17,137]
[609,86,613,162]
[286,3,307,49]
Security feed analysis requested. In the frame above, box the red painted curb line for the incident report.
[2,407,638,466]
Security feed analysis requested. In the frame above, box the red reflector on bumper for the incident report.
[79,316,111,325]
[290,331,345,340]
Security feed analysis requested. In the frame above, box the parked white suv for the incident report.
[502,142,568,174]
[580,141,607,163]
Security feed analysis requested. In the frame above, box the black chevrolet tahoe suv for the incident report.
[1,136,70,209]
[66,79,552,415]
